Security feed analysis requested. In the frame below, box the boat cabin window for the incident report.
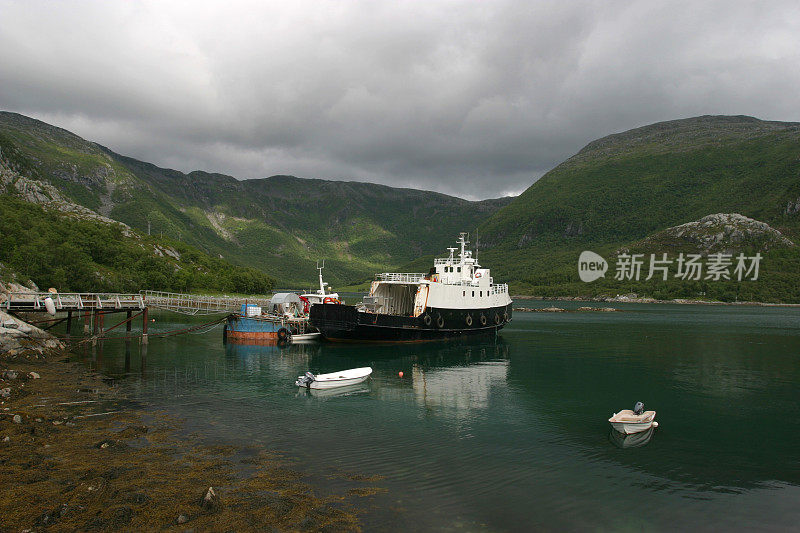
[463,291,465,297]
[457,267,461,272]
[480,291,483,297]
[472,291,475,297]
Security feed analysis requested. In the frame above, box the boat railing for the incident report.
[376,273,424,283]
[490,284,509,295]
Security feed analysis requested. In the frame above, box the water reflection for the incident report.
[224,340,320,377]
[411,361,508,417]
[609,427,655,449]
[300,383,371,399]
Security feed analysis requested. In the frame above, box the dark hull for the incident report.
[309,303,513,342]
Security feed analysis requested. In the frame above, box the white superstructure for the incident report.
[363,233,511,317]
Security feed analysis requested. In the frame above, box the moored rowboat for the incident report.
[295,367,372,389]
[609,409,658,434]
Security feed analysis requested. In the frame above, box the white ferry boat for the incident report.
[309,233,512,341]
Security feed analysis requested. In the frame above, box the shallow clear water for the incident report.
[72,300,800,531]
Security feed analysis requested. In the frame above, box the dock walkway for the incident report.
[3,291,270,316]
[2,291,273,343]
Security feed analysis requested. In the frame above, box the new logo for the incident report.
[578,251,608,282]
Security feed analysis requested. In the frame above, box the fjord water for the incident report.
[75,301,800,531]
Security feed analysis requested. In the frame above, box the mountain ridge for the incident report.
[478,114,800,301]
[0,111,512,286]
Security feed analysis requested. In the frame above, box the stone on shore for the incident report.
[0,309,64,357]
[12,414,22,424]
[201,486,223,512]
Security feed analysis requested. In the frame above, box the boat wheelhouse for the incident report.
[309,233,512,341]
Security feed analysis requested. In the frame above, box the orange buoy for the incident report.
[398,371,404,378]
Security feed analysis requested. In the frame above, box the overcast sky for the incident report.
[1,1,799,199]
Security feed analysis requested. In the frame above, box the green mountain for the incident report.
[479,115,800,302]
[0,168,275,295]
[5,111,800,302]
[0,111,511,287]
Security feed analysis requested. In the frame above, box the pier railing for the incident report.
[2,291,275,316]
[3,292,146,312]
[140,291,272,315]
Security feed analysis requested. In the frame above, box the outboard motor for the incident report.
[296,372,316,388]
[633,401,644,415]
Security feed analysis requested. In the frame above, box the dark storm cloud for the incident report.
[1,1,799,199]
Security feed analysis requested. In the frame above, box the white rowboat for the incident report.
[609,409,658,434]
[296,367,372,389]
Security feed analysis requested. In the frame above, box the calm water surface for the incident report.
[73,301,800,531]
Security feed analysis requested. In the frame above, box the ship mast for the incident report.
[317,260,326,295]
[458,232,469,263]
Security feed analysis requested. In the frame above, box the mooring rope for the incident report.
[52,315,229,345]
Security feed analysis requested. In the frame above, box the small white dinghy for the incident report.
[296,367,372,390]
[609,402,658,434]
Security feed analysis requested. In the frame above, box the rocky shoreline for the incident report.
[513,306,619,313]
[510,294,800,307]
[0,306,375,530]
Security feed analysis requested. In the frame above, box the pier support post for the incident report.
[98,311,105,335]
[84,311,91,335]
[124,340,131,373]
[66,311,72,338]
[126,310,132,335]
[142,307,149,345]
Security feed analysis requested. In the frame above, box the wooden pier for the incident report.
[2,290,272,343]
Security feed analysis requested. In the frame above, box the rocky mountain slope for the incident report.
[632,213,795,255]
[0,112,511,286]
[0,152,275,294]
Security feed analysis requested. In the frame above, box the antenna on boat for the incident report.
[458,232,469,262]
[475,229,479,264]
[317,260,327,295]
